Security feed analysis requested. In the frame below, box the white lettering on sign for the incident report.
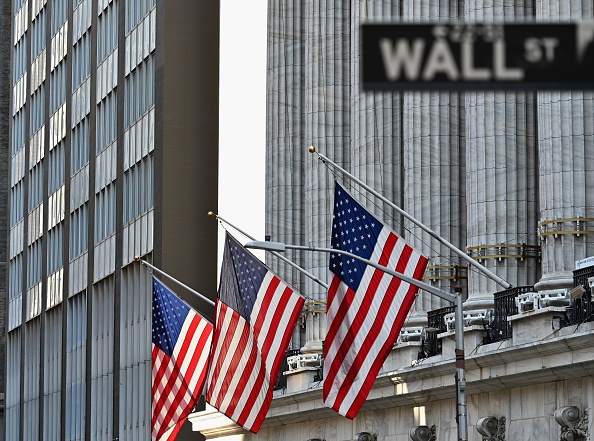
[524,37,560,63]
[379,36,526,82]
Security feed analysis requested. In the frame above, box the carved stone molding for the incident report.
[476,416,506,441]
[555,406,589,441]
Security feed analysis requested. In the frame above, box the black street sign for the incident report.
[362,22,594,90]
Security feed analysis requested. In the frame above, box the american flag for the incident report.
[152,277,213,441]
[323,182,429,419]
[205,232,304,433]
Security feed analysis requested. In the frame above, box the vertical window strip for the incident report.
[96,92,117,153]
[12,111,26,157]
[71,118,89,175]
[72,34,90,92]
[125,0,155,34]
[10,183,24,227]
[51,0,68,35]
[28,162,44,212]
[123,154,153,224]
[95,185,116,244]
[97,2,118,63]
[9,255,23,300]
[27,240,43,289]
[30,86,46,136]
[50,62,66,114]
[48,142,65,194]
[47,224,64,274]
[124,56,154,128]
[69,204,88,260]
[31,9,46,60]
[13,36,28,84]
[66,292,87,441]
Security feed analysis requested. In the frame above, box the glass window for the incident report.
[97,2,118,63]
[47,224,64,274]
[27,240,43,289]
[50,62,67,114]
[13,36,27,84]
[28,162,44,212]
[72,34,90,92]
[69,204,88,260]
[123,154,153,224]
[95,185,116,244]
[125,0,155,33]
[31,9,47,60]
[124,56,154,128]
[48,143,65,194]
[10,183,24,227]
[96,92,117,153]
[71,118,89,175]
[12,111,26,156]
[9,255,23,300]
[30,86,46,136]
[51,0,68,35]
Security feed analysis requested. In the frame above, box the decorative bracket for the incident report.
[476,416,506,441]
[555,406,589,441]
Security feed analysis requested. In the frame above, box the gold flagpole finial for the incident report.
[308,146,316,153]
[134,256,140,261]
[207,211,216,217]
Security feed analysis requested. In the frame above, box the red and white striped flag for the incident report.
[205,232,304,433]
[152,277,213,441]
[323,182,429,419]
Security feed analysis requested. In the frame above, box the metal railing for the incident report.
[422,306,455,358]
[569,266,594,326]
[487,285,533,343]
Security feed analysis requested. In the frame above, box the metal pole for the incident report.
[135,257,216,307]
[245,240,468,439]
[454,287,468,441]
[309,146,511,290]
[209,212,328,289]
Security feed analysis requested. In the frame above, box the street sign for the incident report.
[362,22,594,90]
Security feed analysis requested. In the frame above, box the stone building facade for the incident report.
[189,0,594,440]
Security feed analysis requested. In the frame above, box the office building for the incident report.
[5,0,219,439]
[190,0,594,439]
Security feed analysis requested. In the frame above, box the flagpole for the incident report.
[309,146,512,290]
[135,257,216,307]
[208,211,329,289]
[245,240,468,441]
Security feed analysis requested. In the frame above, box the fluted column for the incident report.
[464,1,540,311]
[302,0,352,353]
[266,0,307,349]
[350,0,403,231]
[535,0,594,294]
[402,0,467,328]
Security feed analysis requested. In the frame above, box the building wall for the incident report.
[5,0,219,439]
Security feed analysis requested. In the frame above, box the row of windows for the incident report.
[9,255,23,300]
[12,111,26,156]
[30,86,45,136]
[51,0,68,35]
[95,185,116,243]
[72,34,90,92]
[49,143,65,194]
[10,183,24,228]
[50,62,67,114]
[29,163,44,212]
[124,56,154,128]
[71,118,89,175]
[70,204,88,260]
[98,2,118,63]
[47,224,64,274]
[28,240,43,289]
[97,92,117,153]
[126,0,155,34]
[31,9,47,60]
[123,154,153,224]
[14,0,26,13]
[13,37,27,84]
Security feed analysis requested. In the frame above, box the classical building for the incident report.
[190,0,594,440]
[5,1,219,439]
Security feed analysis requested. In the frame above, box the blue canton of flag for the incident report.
[329,185,384,291]
[152,277,213,441]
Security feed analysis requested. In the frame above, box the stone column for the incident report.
[401,0,468,330]
[464,1,540,313]
[301,0,352,353]
[266,0,307,349]
[534,0,594,294]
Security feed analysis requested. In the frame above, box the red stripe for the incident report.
[251,277,281,362]
[344,249,428,418]
[221,321,257,416]
[259,285,293,369]
[153,314,201,431]
[205,301,228,393]
[235,351,268,429]
[324,233,398,402]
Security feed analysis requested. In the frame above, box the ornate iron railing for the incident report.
[486,285,533,343]
[569,266,594,326]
